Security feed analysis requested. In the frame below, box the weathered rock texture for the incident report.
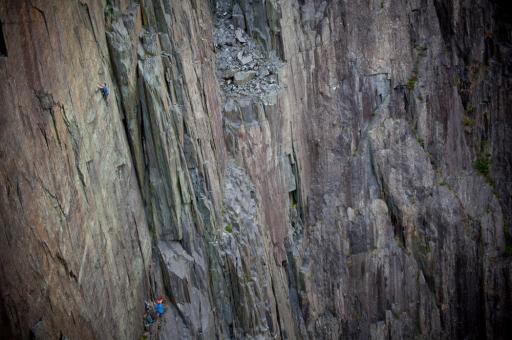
[0,0,511,339]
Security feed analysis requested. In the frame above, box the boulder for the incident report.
[234,71,256,85]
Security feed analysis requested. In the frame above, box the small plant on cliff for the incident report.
[473,153,496,187]
[407,74,418,90]
[463,116,476,127]
[224,224,233,233]
[473,154,491,176]
[346,257,353,269]
[504,227,512,257]
[465,104,476,114]
[505,245,512,257]
[104,3,115,27]
[438,179,454,192]
[417,137,425,148]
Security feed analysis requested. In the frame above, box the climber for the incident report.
[97,82,109,99]
[144,312,155,325]
[155,297,165,317]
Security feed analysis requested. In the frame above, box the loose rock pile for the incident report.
[214,2,283,98]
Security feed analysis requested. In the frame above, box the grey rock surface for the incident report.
[234,71,257,85]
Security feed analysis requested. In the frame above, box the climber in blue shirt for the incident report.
[97,82,109,99]
[155,297,165,316]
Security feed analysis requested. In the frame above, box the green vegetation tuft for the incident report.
[439,180,454,191]
[346,257,353,269]
[149,226,157,239]
[473,155,491,176]
[417,137,425,148]
[504,227,512,257]
[244,272,252,283]
[463,116,476,127]
[453,75,461,87]
[407,74,418,90]
[473,153,496,188]
[224,224,233,233]
[465,104,476,114]
[505,227,511,243]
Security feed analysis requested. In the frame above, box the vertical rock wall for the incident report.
[0,1,151,339]
[270,0,512,339]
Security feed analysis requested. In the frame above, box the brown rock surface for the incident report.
[0,1,151,339]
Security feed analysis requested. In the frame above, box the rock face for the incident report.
[0,0,511,339]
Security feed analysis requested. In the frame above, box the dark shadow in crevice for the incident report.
[0,21,7,57]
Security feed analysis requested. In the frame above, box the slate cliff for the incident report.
[0,0,511,339]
